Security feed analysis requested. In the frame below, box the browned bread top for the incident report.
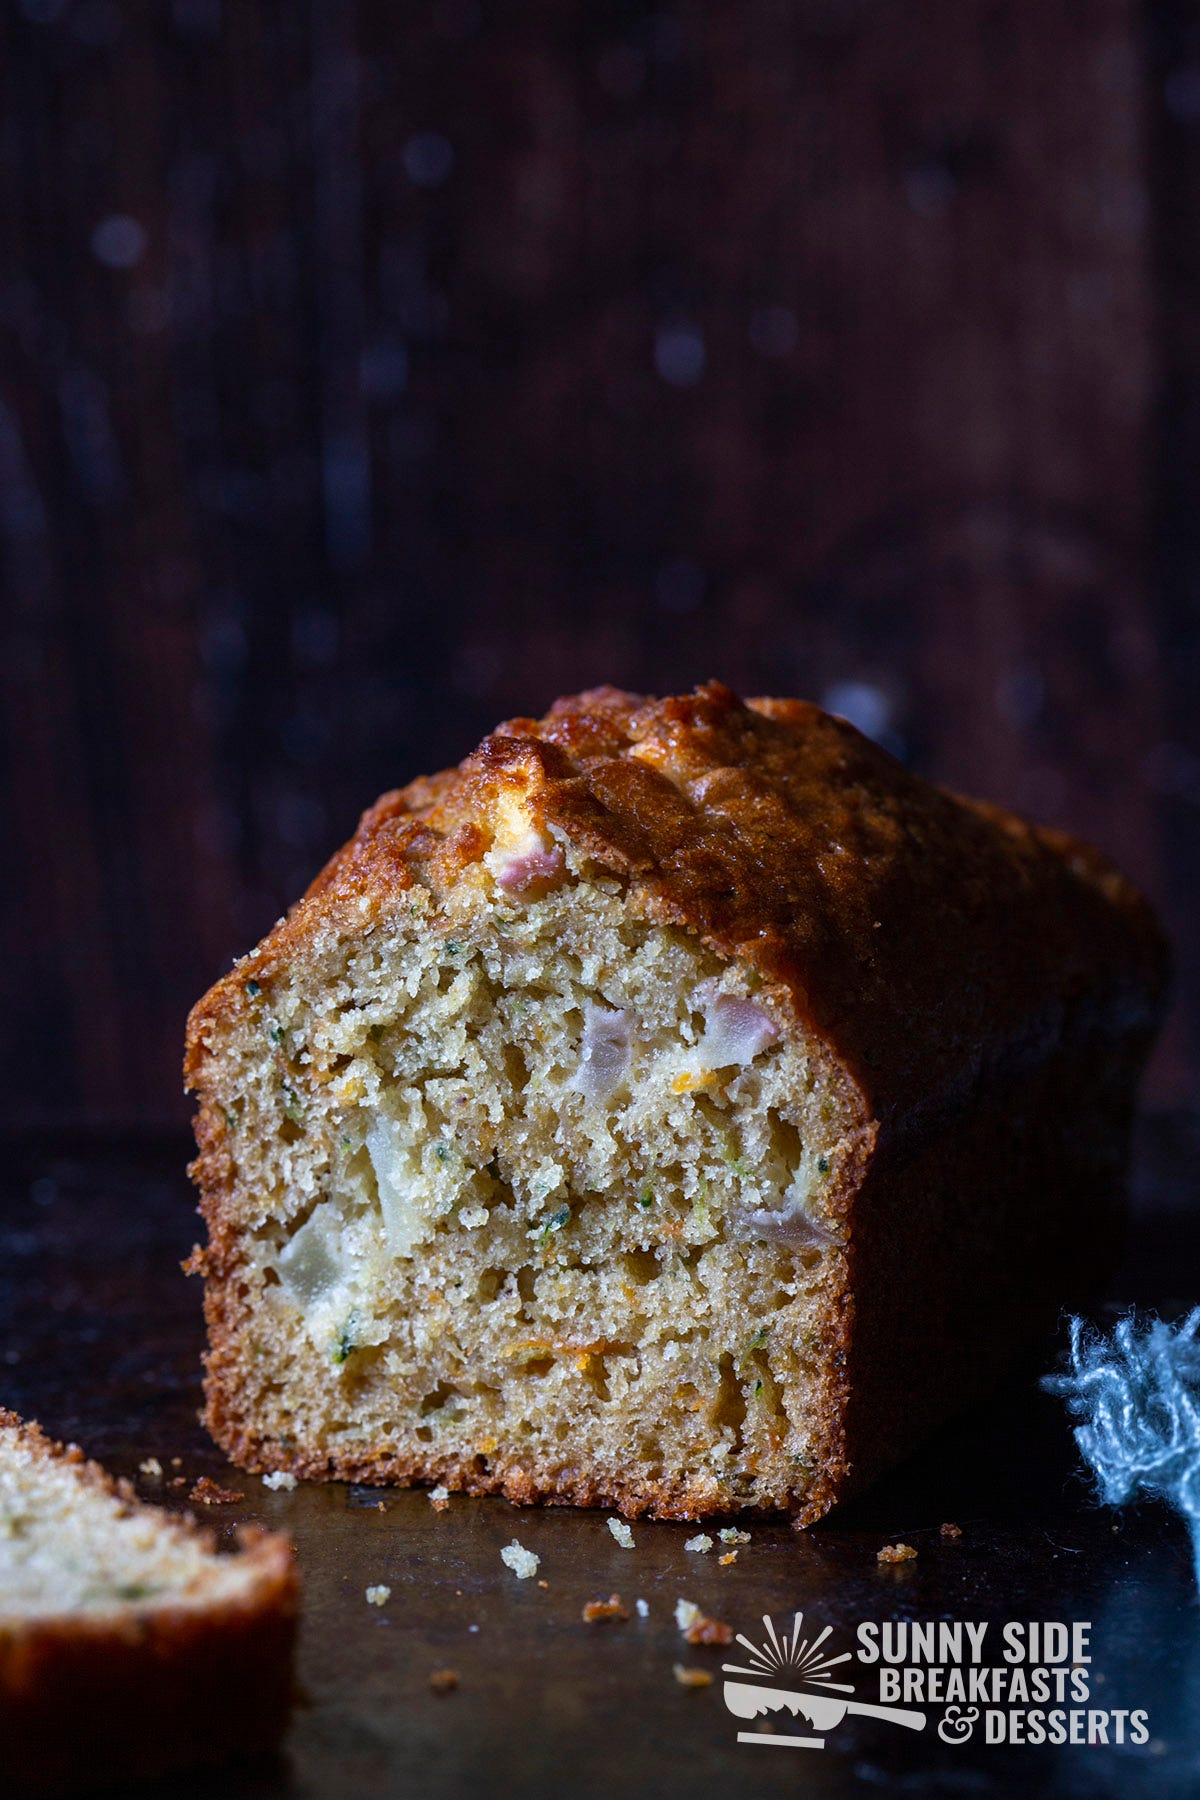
[189,681,1168,1141]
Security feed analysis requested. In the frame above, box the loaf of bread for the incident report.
[186,683,1167,1522]
[0,1410,298,1795]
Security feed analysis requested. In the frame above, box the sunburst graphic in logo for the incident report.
[727,1611,855,1688]
[723,1612,927,1750]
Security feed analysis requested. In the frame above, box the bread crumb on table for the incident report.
[365,1585,392,1606]
[877,1542,918,1564]
[685,1613,733,1646]
[607,1517,635,1549]
[673,1665,714,1688]
[582,1594,629,1624]
[500,1540,539,1579]
[940,1521,962,1539]
[429,1668,459,1694]
[674,1598,732,1644]
[636,1597,649,1618]
[718,1550,738,1566]
[138,1457,163,1479]
[262,1471,297,1492]
[429,1485,450,1512]
[190,1476,244,1505]
[717,1527,750,1545]
[684,1533,713,1553]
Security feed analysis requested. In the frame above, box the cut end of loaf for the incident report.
[189,827,864,1520]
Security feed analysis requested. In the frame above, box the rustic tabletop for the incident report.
[3,1120,1200,1800]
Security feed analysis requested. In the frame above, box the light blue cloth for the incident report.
[1044,1310,1200,1588]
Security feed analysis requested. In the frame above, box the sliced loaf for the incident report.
[185,682,1167,1521]
[0,1409,298,1795]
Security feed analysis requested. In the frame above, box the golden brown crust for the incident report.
[0,1413,299,1798]
[184,682,1169,1522]
[188,680,1167,1136]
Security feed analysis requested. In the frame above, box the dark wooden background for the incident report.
[2,0,1199,1129]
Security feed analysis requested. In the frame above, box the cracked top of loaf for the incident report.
[190,680,1168,1141]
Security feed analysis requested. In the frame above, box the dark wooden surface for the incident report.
[3,1116,1200,1798]
[2,0,1199,1129]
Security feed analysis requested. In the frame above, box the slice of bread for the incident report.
[0,1410,298,1796]
[185,682,1168,1522]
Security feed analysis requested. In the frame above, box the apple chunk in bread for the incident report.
[186,685,1166,1521]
